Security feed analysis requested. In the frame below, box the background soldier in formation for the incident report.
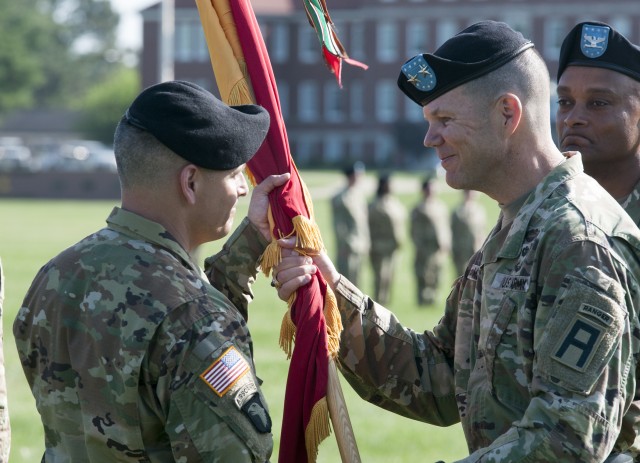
[410,178,450,305]
[368,174,406,305]
[276,21,640,461]
[450,190,487,277]
[330,162,369,286]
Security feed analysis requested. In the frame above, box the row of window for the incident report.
[173,14,636,64]
[276,80,425,124]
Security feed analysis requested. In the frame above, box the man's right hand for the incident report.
[273,237,340,301]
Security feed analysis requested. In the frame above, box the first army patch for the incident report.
[200,346,272,433]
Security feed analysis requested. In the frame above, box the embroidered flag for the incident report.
[201,346,250,396]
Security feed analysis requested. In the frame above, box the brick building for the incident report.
[141,0,639,168]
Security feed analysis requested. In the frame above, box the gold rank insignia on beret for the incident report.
[401,55,437,92]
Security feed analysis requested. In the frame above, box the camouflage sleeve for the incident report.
[142,298,273,462]
[458,240,640,462]
[334,276,460,426]
[204,217,269,321]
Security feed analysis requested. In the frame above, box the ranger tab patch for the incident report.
[200,346,250,397]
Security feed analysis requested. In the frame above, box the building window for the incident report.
[350,22,366,60]
[298,23,319,63]
[376,80,397,123]
[294,135,317,165]
[349,135,365,161]
[376,21,398,63]
[406,20,429,57]
[350,80,365,122]
[405,98,423,122]
[323,136,343,163]
[324,83,346,122]
[544,18,566,59]
[270,23,289,63]
[436,20,459,47]
[374,134,395,165]
[277,82,289,120]
[175,19,208,62]
[298,81,319,122]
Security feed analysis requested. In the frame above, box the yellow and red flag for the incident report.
[194,0,362,461]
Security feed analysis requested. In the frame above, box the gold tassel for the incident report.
[260,240,281,278]
[292,215,324,253]
[305,397,331,463]
[323,287,342,359]
[279,308,296,359]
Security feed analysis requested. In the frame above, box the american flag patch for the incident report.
[200,346,250,397]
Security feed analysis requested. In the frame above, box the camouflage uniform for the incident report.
[451,198,487,277]
[331,185,370,286]
[410,195,451,306]
[13,207,273,462]
[368,194,406,305]
[620,179,640,225]
[0,260,9,462]
[333,155,640,461]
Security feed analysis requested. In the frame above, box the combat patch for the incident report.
[535,274,625,395]
[200,345,250,397]
[552,311,605,373]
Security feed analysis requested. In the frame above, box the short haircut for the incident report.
[462,48,551,128]
[113,118,187,190]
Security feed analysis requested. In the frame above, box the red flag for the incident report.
[195,0,345,461]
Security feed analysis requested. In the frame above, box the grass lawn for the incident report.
[0,169,499,462]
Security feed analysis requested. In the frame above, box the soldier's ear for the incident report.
[496,93,522,136]
[179,164,199,205]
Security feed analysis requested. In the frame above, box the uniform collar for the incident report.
[482,154,583,263]
[106,207,202,276]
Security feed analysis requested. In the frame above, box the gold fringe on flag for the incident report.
[306,397,331,463]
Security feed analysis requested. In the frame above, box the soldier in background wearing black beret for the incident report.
[14,80,290,461]
[555,21,640,462]
[274,20,640,462]
[556,22,640,223]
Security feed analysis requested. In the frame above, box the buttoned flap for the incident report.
[177,340,272,461]
[535,271,627,395]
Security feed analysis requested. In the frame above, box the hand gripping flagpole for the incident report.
[195,0,362,461]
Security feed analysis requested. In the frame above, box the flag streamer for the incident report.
[302,0,368,87]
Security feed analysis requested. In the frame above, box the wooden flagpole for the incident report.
[327,359,361,462]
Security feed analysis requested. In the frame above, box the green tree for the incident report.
[0,0,123,116]
[73,67,141,144]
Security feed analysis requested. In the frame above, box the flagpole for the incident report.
[327,359,361,462]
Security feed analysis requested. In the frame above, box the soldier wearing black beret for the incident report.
[556,23,640,461]
[14,80,291,461]
[556,22,640,221]
[274,20,640,462]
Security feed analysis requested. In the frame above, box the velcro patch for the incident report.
[535,272,625,395]
[200,346,250,397]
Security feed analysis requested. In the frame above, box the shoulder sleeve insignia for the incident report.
[200,345,250,397]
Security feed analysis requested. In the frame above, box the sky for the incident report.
[110,0,157,49]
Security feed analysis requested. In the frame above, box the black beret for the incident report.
[557,21,640,83]
[123,80,270,170]
[398,21,534,106]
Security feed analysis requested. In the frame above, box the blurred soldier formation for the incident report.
[331,168,488,307]
[410,178,451,306]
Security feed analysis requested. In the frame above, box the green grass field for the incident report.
[0,170,499,462]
